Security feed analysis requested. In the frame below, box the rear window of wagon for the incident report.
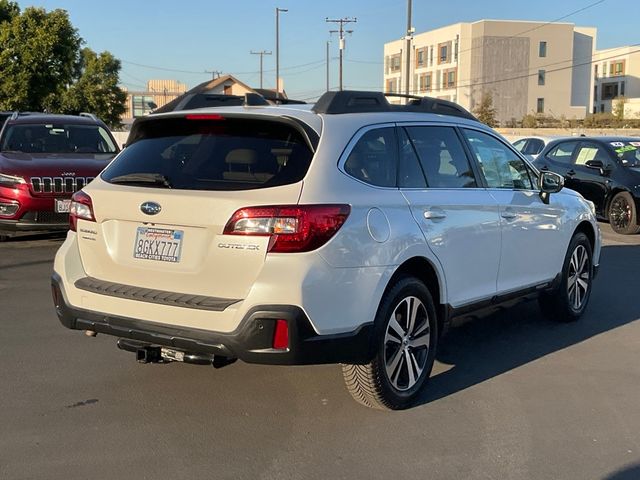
[102,116,314,191]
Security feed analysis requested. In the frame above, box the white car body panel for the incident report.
[53,103,602,340]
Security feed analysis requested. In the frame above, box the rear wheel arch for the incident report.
[386,257,445,336]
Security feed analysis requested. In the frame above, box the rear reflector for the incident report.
[185,114,225,121]
[273,319,289,350]
[223,204,350,253]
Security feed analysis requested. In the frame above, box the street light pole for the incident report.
[276,7,288,94]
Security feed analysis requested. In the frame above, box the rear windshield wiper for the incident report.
[109,173,172,188]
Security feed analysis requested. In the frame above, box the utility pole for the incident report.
[205,70,222,80]
[275,7,288,94]
[405,0,413,96]
[326,41,330,92]
[250,50,272,89]
[326,17,357,91]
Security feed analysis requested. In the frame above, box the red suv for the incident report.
[0,113,119,240]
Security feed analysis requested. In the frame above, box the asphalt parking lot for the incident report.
[1,224,639,480]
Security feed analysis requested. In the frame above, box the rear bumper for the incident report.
[51,273,374,365]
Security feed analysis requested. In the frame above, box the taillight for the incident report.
[69,191,95,231]
[223,204,350,253]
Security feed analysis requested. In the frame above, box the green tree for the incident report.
[473,92,498,127]
[0,6,82,111]
[521,114,537,128]
[0,0,19,24]
[60,48,127,128]
[612,96,626,122]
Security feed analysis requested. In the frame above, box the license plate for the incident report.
[55,199,71,213]
[133,227,183,263]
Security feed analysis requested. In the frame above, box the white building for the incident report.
[592,46,640,118]
[383,20,597,125]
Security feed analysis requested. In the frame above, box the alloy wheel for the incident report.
[567,244,590,311]
[610,196,631,231]
[383,296,430,391]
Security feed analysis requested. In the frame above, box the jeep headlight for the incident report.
[0,172,26,188]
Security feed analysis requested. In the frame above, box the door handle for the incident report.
[501,211,517,220]
[423,209,446,220]
[540,165,549,171]
[565,169,576,177]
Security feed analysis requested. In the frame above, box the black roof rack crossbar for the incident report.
[313,90,477,121]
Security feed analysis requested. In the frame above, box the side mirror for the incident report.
[538,171,563,204]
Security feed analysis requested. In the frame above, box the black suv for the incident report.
[534,136,640,234]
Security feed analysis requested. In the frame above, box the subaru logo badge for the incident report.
[140,201,161,216]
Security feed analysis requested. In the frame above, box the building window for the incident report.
[438,42,451,64]
[389,54,401,73]
[621,81,625,96]
[454,35,459,61]
[386,78,399,93]
[416,48,427,68]
[538,70,545,86]
[443,69,456,88]
[539,41,547,57]
[610,60,625,76]
[418,73,432,92]
[537,98,544,114]
[600,104,605,113]
[594,64,598,78]
[594,85,598,102]
[429,46,434,66]
[602,83,619,100]
[132,95,155,117]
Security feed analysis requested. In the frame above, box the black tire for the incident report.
[342,276,438,410]
[538,232,593,322]
[608,191,640,235]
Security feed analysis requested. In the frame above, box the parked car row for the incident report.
[512,135,640,235]
[0,112,119,240]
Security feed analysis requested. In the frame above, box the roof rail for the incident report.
[79,112,99,122]
[312,90,477,121]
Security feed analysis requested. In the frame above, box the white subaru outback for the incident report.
[52,91,601,410]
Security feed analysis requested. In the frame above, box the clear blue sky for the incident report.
[17,0,640,100]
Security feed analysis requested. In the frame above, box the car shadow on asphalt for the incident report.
[419,243,640,406]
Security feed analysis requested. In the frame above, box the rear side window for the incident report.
[404,126,477,188]
[344,127,397,187]
[573,142,609,166]
[547,141,579,164]
[102,117,313,191]
[523,138,544,155]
